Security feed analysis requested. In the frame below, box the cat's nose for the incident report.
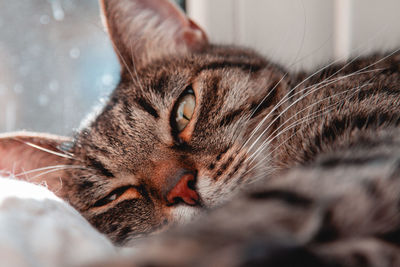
[166,173,200,206]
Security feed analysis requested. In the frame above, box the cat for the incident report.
[1,0,400,265]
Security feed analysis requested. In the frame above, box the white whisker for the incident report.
[109,39,138,89]
[26,165,91,182]
[243,47,399,153]
[130,43,146,92]
[244,108,334,177]
[246,80,372,163]
[245,68,380,155]
[15,140,76,160]
[14,165,90,178]
[245,79,372,176]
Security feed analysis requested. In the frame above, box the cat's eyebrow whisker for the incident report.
[109,39,139,88]
[130,43,146,92]
[246,80,373,164]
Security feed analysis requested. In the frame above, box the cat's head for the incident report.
[0,0,289,245]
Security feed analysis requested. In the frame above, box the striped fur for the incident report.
[1,0,400,265]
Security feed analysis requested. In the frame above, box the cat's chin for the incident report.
[170,204,204,226]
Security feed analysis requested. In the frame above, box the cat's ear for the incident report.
[0,132,72,195]
[100,0,208,68]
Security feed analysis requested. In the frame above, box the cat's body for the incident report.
[115,128,400,267]
[1,0,400,266]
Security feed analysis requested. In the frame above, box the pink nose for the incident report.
[166,173,200,206]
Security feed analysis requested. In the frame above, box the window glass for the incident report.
[0,0,185,136]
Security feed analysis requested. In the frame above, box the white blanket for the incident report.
[0,177,116,267]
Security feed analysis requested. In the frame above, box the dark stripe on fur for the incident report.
[197,61,265,73]
[248,190,313,207]
[250,83,279,119]
[214,156,235,181]
[135,97,159,118]
[216,147,229,161]
[230,156,246,178]
[87,157,114,177]
[318,155,389,168]
[314,112,400,149]
[312,209,339,243]
[377,228,400,246]
[77,180,94,191]
[220,109,244,127]
[151,71,169,97]
[120,99,137,129]
[116,226,132,244]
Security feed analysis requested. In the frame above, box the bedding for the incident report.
[0,177,116,267]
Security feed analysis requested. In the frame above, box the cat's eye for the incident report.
[174,87,196,132]
[93,186,139,208]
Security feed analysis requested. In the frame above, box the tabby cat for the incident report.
[1,0,400,266]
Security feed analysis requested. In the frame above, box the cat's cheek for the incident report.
[195,173,246,208]
[195,175,216,205]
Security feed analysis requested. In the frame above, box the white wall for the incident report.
[187,0,400,71]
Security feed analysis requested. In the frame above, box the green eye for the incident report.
[175,88,196,132]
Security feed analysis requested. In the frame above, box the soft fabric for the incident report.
[0,177,116,267]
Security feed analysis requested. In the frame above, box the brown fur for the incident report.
[1,0,400,264]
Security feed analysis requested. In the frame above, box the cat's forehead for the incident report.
[118,48,270,108]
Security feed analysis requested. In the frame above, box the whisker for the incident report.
[247,105,336,171]
[242,58,353,152]
[13,164,90,178]
[244,108,335,177]
[240,72,295,151]
[245,68,381,154]
[12,139,76,160]
[246,57,348,133]
[53,176,64,194]
[26,165,92,182]
[246,80,372,163]
[243,47,399,152]
[109,38,138,89]
[248,73,288,120]
[130,43,146,92]
[245,79,370,176]
[244,162,276,185]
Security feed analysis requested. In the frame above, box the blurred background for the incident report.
[0,0,399,136]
